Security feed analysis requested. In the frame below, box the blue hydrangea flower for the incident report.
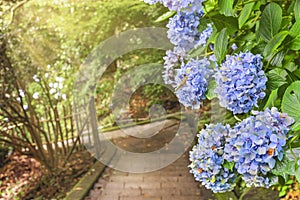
[144,0,204,13]
[196,23,213,47]
[163,46,186,87]
[189,123,237,193]
[174,58,212,109]
[167,11,204,51]
[162,0,204,13]
[224,107,294,188]
[214,52,267,114]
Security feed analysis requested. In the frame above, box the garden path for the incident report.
[84,119,214,200]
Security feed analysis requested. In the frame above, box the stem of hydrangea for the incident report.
[238,187,252,200]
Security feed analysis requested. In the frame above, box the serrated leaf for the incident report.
[270,68,288,79]
[270,50,286,67]
[218,0,234,16]
[214,28,228,63]
[263,31,288,58]
[155,11,176,23]
[289,36,300,50]
[259,2,282,42]
[266,71,287,90]
[211,14,238,35]
[295,0,300,20]
[282,81,300,127]
[238,2,255,28]
[289,20,300,38]
[206,80,218,100]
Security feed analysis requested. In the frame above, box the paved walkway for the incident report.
[85,119,214,200]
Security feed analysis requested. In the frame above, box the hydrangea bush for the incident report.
[144,0,300,198]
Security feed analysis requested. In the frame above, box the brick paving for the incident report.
[85,119,214,200]
[85,153,214,200]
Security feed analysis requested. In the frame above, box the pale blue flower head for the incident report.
[167,11,203,51]
[189,123,237,193]
[144,0,205,13]
[215,51,267,114]
[174,58,212,109]
[163,46,186,87]
[224,108,294,188]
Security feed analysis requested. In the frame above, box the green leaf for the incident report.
[154,11,176,23]
[218,0,234,16]
[295,69,300,79]
[238,2,255,28]
[214,28,228,63]
[189,46,205,57]
[211,14,238,35]
[292,120,300,131]
[263,31,288,58]
[285,69,299,83]
[289,20,300,38]
[259,2,282,42]
[270,50,286,67]
[223,160,235,171]
[263,89,278,110]
[206,80,218,100]
[295,0,300,20]
[270,68,288,79]
[289,36,300,50]
[272,157,295,182]
[266,71,287,90]
[282,81,300,127]
[279,186,288,197]
[198,18,209,32]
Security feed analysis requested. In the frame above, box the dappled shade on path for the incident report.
[85,120,214,200]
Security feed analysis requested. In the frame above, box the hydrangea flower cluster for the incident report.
[224,107,294,188]
[143,0,298,195]
[214,52,267,114]
[190,108,294,192]
[144,0,204,14]
[163,22,213,88]
[167,11,203,51]
[147,0,213,105]
[196,23,213,47]
[163,46,186,87]
[174,58,212,109]
[189,123,237,193]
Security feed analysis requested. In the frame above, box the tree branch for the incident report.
[7,0,30,26]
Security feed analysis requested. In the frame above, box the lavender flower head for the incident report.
[144,0,204,13]
[163,46,186,87]
[189,123,237,193]
[167,11,204,51]
[162,0,204,13]
[215,51,267,114]
[224,107,294,187]
[175,58,212,109]
[196,23,213,47]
